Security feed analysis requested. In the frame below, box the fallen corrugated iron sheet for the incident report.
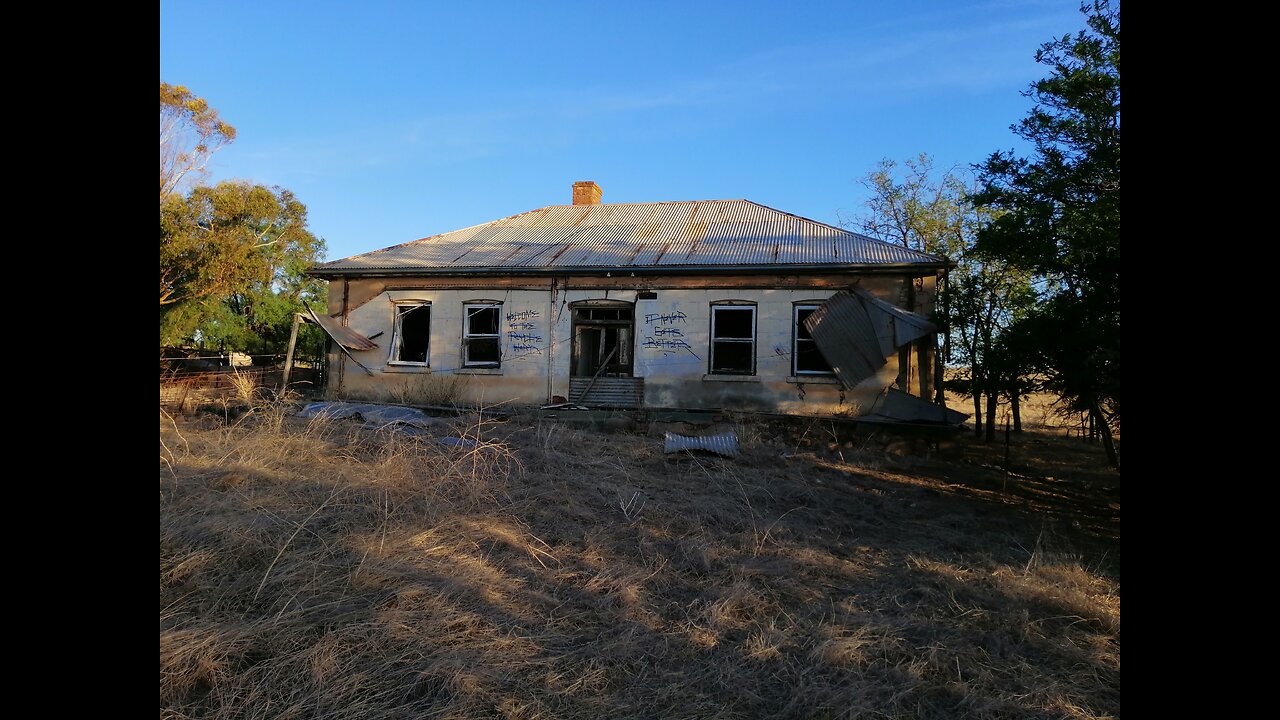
[862,388,969,425]
[297,401,439,429]
[313,200,947,274]
[850,288,936,347]
[803,290,936,389]
[308,309,380,351]
[664,431,739,458]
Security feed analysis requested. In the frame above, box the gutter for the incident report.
[306,261,953,280]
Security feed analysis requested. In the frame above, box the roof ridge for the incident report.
[315,198,949,271]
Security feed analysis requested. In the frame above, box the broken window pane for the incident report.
[466,338,501,364]
[796,308,816,340]
[713,307,753,339]
[463,303,501,367]
[467,306,499,335]
[578,307,633,322]
[795,342,830,372]
[394,304,431,364]
[712,342,753,373]
[710,304,755,374]
[794,305,832,374]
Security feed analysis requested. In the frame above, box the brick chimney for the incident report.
[572,181,602,205]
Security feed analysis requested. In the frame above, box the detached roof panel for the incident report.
[313,199,947,275]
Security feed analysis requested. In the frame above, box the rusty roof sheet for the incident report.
[804,290,936,389]
[863,388,969,425]
[309,309,380,351]
[313,200,946,274]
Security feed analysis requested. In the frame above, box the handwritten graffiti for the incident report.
[505,309,544,358]
[644,310,687,325]
[643,337,694,355]
[653,327,684,337]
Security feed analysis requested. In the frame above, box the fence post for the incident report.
[281,313,303,390]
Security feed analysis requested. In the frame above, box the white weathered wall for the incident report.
[326,274,935,416]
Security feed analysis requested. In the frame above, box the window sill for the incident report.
[456,367,503,375]
[786,375,840,385]
[385,362,431,372]
[702,374,759,382]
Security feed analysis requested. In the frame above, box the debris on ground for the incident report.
[664,431,739,458]
[297,401,442,432]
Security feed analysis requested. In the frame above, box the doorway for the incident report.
[570,301,634,377]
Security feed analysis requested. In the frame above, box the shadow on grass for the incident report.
[161,413,1120,719]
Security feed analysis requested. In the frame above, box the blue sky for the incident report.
[160,0,1085,261]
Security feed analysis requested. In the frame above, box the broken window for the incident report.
[463,303,502,367]
[710,303,755,375]
[794,304,833,374]
[390,303,431,365]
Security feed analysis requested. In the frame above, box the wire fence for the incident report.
[160,365,325,414]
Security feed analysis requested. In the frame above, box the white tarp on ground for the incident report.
[297,401,440,428]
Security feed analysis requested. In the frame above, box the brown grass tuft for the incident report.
[161,405,1119,719]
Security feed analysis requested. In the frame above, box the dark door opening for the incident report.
[571,303,634,377]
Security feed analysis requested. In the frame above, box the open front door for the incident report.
[570,301,634,377]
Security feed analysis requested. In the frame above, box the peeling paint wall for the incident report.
[324,273,938,416]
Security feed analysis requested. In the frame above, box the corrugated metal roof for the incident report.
[804,290,936,389]
[313,200,946,274]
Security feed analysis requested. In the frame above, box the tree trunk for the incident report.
[972,387,983,437]
[1091,401,1119,469]
[984,389,997,443]
[1011,387,1023,432]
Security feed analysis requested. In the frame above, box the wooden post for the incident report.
[281,313,303,390]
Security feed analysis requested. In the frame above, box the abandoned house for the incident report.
[306,181,956,420]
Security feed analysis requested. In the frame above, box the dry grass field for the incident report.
[160,402,1119,719]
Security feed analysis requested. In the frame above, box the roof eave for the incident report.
[306,261,951,280]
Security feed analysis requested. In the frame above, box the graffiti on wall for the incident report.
[506,309,544,358]
[641,308,696,357]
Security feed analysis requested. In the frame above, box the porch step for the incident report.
[570,377,644,408]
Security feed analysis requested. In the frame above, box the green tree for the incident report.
[160,181,327,352]
[160,83,237,199]
[159,85,326,361]
[971,1,1120,466]
[856,155,1034,438]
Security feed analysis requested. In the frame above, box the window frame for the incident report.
[388,301,432,367]
[708,302,757,376]
[793,303,835,376]
[462,301,503,368]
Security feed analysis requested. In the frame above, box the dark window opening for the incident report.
[794,306,833,374]
[464,304,502,367]
[710,305,755,375]
[393,304,431,365]
[579,307,633,322]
